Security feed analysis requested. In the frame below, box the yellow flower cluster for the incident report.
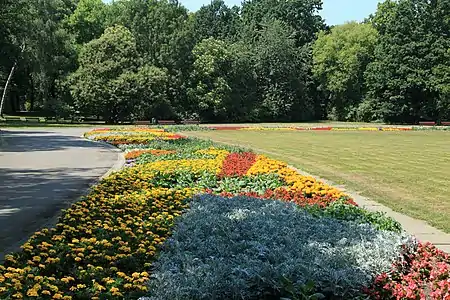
[247,155,346,199]
[0,181,194,299]
[84,128,165,136]
[86,128,184,145]
[140,156,227,175]
[195,148,230,157]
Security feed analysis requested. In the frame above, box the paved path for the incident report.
[0,128,122,259]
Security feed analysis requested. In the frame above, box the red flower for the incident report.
[218,152,257,178]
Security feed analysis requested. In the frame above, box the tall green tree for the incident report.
[0,0,33,115]
[27,0,77,113]
[253,20,315,121]
[112,0,195,118]
[66,0,108,45]
[365,0,450,123]
[69,25,141,123]
[241,0,324,46]
[1,0,77,115]
[312,22,378,121]
[188,38,235,121]
[192,0,240,41]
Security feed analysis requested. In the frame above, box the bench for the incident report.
[419,121,436,126]
[158,120,176,125]
[441,121,450,126]
[135,120,151,126]
[181,120,200,125]
[25,117,42,123]
[4,116,21,122]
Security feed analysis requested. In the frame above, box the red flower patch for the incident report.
[208,187,356,208]
[165,134,186,140]
[219,152,257,178]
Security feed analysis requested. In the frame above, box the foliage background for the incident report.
[0,0,449,123]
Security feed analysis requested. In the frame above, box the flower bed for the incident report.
[206,125,450,131]
[147,195,414,299]
[0,128,448,299]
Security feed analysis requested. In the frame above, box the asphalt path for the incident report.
[0,128,119,259]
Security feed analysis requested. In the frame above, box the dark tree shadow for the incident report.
[0,129,118,261]
[0,129,109,153]
[0,167,111,260]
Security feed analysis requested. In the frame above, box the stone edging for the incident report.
[289,166,450,253]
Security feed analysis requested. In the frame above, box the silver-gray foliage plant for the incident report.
[145,195,416,299]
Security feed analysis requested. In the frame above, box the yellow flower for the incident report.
[93,282,106,291]
[27,289,39,297]
[110,287,122,296]
[60,277,72,284]
[116,272,126,278]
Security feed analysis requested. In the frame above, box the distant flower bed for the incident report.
[207,125,450,131]
[0,128,448,299]
[208,126,416,131]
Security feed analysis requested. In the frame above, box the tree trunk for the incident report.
[0,61,18,117]
[30,74,35,111]
[0,43,25,117]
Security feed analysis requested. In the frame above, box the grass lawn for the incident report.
[186,130,450,233]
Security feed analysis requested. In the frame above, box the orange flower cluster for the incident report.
[247,155,347,199]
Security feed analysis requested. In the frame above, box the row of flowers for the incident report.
[205,125,450,131]
[0,128,448,299]
[208,126,417,131]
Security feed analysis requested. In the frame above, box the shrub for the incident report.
[305,201,403,232]
[147,194,415,299]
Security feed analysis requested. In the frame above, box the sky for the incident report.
[179,0,383,25]
[104,0,384,26]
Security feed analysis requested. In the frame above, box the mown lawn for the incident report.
[186,130,450,232]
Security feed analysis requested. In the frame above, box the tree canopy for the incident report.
[0,0,449,124]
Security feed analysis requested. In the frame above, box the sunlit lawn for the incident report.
[186,130,450,232]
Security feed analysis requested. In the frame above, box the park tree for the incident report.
[69,25,141,123]
[253,20,315,121]
[192,0,241,42]
[0,0,77,116]
[133,65,172,120]
[112,0,196,118]
[0,0,31,116]
[66,0,108,45]
[364,0,450,123]
[312,22,379,121]
[27,0,78,114]
[241,0,324,47]
[188,38,235,121]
